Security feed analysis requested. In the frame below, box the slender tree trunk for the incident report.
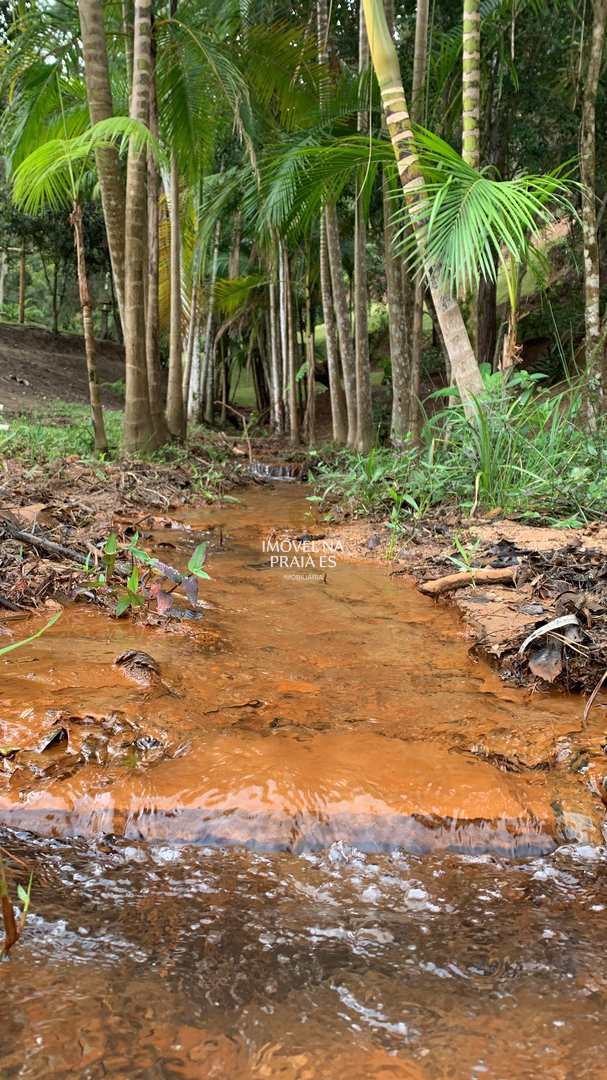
[354,5,374,451]
[407,0,429,436]
[123,0,155,452]
[146,44,169,444]
[320,216,347,442]
[122,0,134,90]
[18,243,25,324]
[285,253,300,444]
[0,249,6,311]
[77,0,127,329]
[71,202,108,453]
[383,0,409,443]
[477,272,497,367]
[462,0,481,351]
[325,203,357,443]
[278,238,289,421]
[412,0,429,116]
[317,0,347,444]
[363,0,483,410]
[181,286,199,406]
[581,0,607,398]
[462,0,481,170]
[269,238,284,433]
[51,262,59,334]
[304,254,316,445]
[202,225,220,425]
[166,155,185,437]
[384,171,410,441]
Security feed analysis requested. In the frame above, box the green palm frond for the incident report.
[12,117,159,213]
[213,273,267,315]
[393,128,576,294]
[257,133,391,238]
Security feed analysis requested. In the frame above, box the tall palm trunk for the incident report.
[325,203,357,443]
[462,0,481,353]
[462,0,480,170]
[78,0,126,329]
[304,253,316,445]
[581,0,607,397]
[201,225,220,425]
[166,156,185,436]
[317,0,347,444]
[278,237,289,420]
[123,0,155,451]
[269,234,284,433]
[363,0,483,410]
[383,0,409,443]
[320,216,347,442]
[70,202,108,453]
[407,0,429,436]
[354,4,374,451]
[285,252,300,444]
[146,37,169,444]
[181,287,199,407]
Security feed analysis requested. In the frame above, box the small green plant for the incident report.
[84,532,211,618]
[115,565,146,617]
[0,611,62,658]
[448,532,482,572]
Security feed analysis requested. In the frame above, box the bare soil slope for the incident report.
[0,322,125,414]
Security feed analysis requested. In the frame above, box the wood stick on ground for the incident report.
[0,517,89,566]
[583,668,607,728]
[0,595,24,612]
[0,517,130,578]
[419,566,517,596]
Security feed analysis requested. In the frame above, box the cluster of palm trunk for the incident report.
[25,0,604,454]
[75,0,484,454]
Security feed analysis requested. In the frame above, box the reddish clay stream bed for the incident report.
[1,486,607,1077]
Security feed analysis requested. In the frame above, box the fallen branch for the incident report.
[0,595,24,612]
[0,517,129,578]
[419,565,516,596]
[583,668,607,729]
[0,517,89,566]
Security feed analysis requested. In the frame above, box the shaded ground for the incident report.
[0,322,125,414]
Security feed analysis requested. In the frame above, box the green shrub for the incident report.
[312,369,607,527]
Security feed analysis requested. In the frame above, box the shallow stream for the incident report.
[1,486,606,1078]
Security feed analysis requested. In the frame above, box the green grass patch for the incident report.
[311,369,607,528]
[1,403,123,463]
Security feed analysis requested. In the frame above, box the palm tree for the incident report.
[77,0,127,329]
[354,7,374,452]
[462,0,481,171]
[164,0,185,439]
[362,0,484,409]
[11,124,125,452]
[581,0,607,398]
[407,0,429,436]
[123,0,156,451]
[317,0,347,444]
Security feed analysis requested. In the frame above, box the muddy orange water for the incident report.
[1,485,606,1078]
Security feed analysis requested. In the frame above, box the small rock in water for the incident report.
[114,650,161,687]
[556,810,601,846]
